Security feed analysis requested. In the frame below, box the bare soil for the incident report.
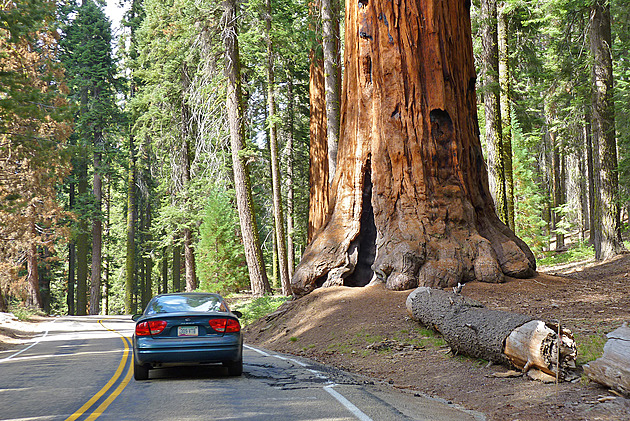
[245,254,630,420]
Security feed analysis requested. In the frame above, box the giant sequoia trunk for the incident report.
[292,0,535,296]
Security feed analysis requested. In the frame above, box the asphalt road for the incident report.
[0,316,484,421]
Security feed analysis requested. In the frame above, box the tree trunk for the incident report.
[142,205,153,304]
[321,0,340,184]
[222,0,271,296]
[180,66,197,292]
[26,227,42,309]
[482,0,506,224]
[590,0,624,260]
[0,288,7,312]
[286,76,296,278]
[90,134,103,315]
[585,106,596,246]
[173,243,181,293]
[104,180,111,315]
[125,133,137,314]
[291,0,535,296]
[584,323,630,396]
[578,125,589,242]
[551,133,565,250]
[68,182,76,316]
[183,227,196,291]
[407,287,577,379]
[498,2,514,231]
[308,53,330,241]
[76,157,88,315]
[162,247,168,294]
[266,0,291,296]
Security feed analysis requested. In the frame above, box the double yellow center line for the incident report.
[65,320,133,421]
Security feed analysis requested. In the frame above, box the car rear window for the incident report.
[145,295,227,315]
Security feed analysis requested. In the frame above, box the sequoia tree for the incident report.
[291,0,535,296]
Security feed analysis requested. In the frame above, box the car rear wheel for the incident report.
[225,358,243,376]
[134,362,149,380]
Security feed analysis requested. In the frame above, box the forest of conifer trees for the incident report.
[1,0,628,315]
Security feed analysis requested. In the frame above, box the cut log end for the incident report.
[406,287,578,381]
[504,320,577,380]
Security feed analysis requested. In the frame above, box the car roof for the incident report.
[153,292,224,299]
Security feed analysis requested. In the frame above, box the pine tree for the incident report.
[61,0,119,314]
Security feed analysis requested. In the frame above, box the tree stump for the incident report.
[406,287,577,379]
[584,323,630,395]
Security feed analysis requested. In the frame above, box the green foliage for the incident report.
[231,295,290,326]
[574,331,607,365]
[537,241,595,266]
[8,301,45,321]
[197,186,249,295]
[511,120,549,255]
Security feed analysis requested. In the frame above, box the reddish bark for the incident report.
[293,0,535,296]
[308,55,330,242]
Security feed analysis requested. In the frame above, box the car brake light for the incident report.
[136,320,167,336]
[209,318,240,333]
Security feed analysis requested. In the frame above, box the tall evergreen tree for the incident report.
[61,0,119,315]
[0,0,72,310]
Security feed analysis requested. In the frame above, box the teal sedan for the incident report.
[132,292,243,380]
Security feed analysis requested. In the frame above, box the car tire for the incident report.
[134,362,149,380]
[226,358,243,376]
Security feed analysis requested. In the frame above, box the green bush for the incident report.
[232,295,291,326]
[197,186,249,295]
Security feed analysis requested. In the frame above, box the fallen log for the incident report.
[583,323,630,396]
[406,287,577,380]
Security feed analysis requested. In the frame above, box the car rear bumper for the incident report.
[133,335,242,366]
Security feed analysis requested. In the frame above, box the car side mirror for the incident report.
[132,314,142,321]
[232,310,242,318]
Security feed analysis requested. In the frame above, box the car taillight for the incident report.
[209,318,240,333]
[136,320,167,336]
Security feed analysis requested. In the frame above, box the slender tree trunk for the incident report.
[0,288,7,312]
[585,107,596,246]
[162,247,168,294]
[482,0,505,223]
[321,0,340,184]
[68,182,76,315]
[26,223,42,309]
[104,179,110,315]
[266,0,291,295]
[39,249,51,314]
[125,134,136,314]
[498,2,514,230]
[90,134,103,315]
[222,0,271,296]
[142,205,153,304]
[551,140,565,250]
[76,157,88,316]
[578,136,589,242]
[286,76,296,278]
[183,227,196,291]
[590,0,624,259]
[173,243,181,293]
[180,66,197,292]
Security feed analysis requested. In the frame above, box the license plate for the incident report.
[178,326,198,337]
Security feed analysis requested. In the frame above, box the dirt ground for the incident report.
[245,254,630,420]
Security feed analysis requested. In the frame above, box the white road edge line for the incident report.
[0,319,58,363]
[324,384,374,421]
[243,344,270,357]
[245,344,373,421]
